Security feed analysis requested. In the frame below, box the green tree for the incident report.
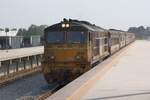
[17,24,48,36]
[17,28,27,36]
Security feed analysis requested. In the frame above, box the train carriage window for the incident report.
[104,37,108,44]
[47,32,64,43]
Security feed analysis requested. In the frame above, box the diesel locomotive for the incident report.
[42,19,135,84]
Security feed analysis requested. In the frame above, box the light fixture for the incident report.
[50,56,55,59]
[66,24,70,28]
[62,24,65,28]
[62,23,70,28]
[75,56,81,60]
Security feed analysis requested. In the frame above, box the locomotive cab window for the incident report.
[47,32,65,43]
[67,31,86,43]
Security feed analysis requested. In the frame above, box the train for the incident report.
[42,19,135,84]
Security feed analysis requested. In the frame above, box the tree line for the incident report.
[128,26,150,39]
[17,24,48,37]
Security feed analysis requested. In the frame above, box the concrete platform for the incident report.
[47,40,150,100]
[82,40,150,100]
[0,46,44,61]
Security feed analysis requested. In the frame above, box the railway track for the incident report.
[36,84,60,100]
[0,73,48,100]
[36,81,66,100]
[36,90,53,100]
[0,66,66,100]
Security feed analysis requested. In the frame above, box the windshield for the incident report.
[67,32,86,43]
[47,32,64,43]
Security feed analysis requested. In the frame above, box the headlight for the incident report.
[62,24,65,28]
[66,24,70,28]
[62,23,70,28]
[76,56,81,60]
[50,56,55,59]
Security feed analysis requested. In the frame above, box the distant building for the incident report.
[0,29,18,36]
[0,35,42,49]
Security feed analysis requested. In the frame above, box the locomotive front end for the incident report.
[42,20,89,84]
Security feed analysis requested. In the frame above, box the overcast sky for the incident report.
[0,0,149,30]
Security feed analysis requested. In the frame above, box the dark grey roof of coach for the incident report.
[71,20,106,32]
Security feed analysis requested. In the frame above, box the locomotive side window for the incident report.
[67,31,86,43]
[47,32,64,43]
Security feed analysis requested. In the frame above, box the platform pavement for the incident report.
[82,40,150,100]
[0,46,44,61]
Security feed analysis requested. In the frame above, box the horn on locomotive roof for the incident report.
[68,19,93,25]
[63,18,68,22]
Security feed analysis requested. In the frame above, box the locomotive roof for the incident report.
[108,29,127,35]
[69,19,106,32]
[45,19,106,32]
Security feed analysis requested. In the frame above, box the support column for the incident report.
[1,61,6,75]
[6,60,10,75]
[16,59,19,72]
[12,59,19,72]
[36,55,39,66]
[29,56,33,68]
[22,58,26,70]
[16,61,19,72]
